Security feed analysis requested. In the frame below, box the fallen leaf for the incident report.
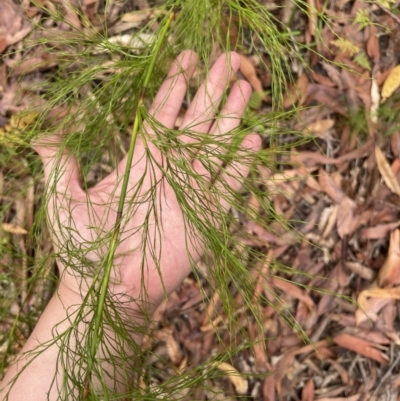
[292,139,373,167]
[262,374,276,401]
[293,339,330,356]
[311,71,336,87]
[345,261,376,281]
[355,296,391,325]
[284,74,309,108]
[94,33,155,55]
[361,286,400,303]
[301,378,314,401]
[390,132,400,158]
[59,0,82,30]
[381,65,400,103]
[337,196,357,239]
[378,229,400,287]
[375,145,400,196]
[357,286,400,321]
[360,221,400,240]
[327,358,349,384]
[0,35,6,54]
[366,25,380,65]
[307,0,317,37]
[0,64,6,88]
[159,328,183,366]
[319,172,344,203]
[318,263,347,315]
[8,55,57,77]
[0,0,23,39]
[317,395,361,401]
[322,204,338,238]
[2,223,27,235]
[306,84,347,114]
[271,277,314,309]
[333,333,389,365]
[354,330,391,345]
[239,55,264,96]
[321,62,343,89]
[121,8,156,25]
[370,79,379,124]
[214,362,248,395]
[303,119,335,135]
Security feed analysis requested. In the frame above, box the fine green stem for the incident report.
[83,10,174,399]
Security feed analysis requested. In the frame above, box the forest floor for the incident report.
[2,1,400,400]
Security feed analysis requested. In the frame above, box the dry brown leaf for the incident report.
[354,330,391,345]
[390,132,400,158]
[121,8,156,24]
[355,296,391,325]
[239,55,264,96]
[378,229,400,287]
[292,339,330,356]
[304,118,335,135]
[321,62,343,90]
[297,74,309,106]
[311,71,336,87]
[367,25,380,65]
[306,84,347,114]
[322,204,338,239]
[272,277,314,309]
[200,305,247,332]
[8,55,57,77]
[319,172,344,203]
[262,374,276,401]
[284,74,309,108]
[214,362,248,395]
[0,0,31,48]
[381,65,400,103]
[307,0,317,37]
[358,287,400,309]
[360,221,400,240]
[327,358,349,384]
[337,196,357,239]
[333,333,389,365]
[317,395,361,401]
[0,0,22,38]
[2,223,27,235]
[0,36,6,54]
[292,139,373,167]
[301,378,314,401]
[345,261,376,281]
[375,145,400,196]
[370,79,380,124]
[60,0,82,30]
[159,328,182,366]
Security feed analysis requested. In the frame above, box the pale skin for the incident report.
[0,51,261,400]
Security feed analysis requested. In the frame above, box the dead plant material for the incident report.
[333,333,389,365]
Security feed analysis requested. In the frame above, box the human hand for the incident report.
[33,51,261,312]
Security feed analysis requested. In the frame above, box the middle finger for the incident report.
[178,52,241,144]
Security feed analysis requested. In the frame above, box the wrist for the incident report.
[55,281,87,309]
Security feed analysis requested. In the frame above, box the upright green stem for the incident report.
[83,10,174,399]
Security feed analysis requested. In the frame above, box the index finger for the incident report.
[146,50,198,130]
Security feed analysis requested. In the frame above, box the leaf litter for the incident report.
[3,0,400,400]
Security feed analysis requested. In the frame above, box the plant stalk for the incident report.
[82,9,174,399]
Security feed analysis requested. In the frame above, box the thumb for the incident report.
[32,134,82,194]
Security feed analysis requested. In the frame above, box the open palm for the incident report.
[33,51,261,312]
